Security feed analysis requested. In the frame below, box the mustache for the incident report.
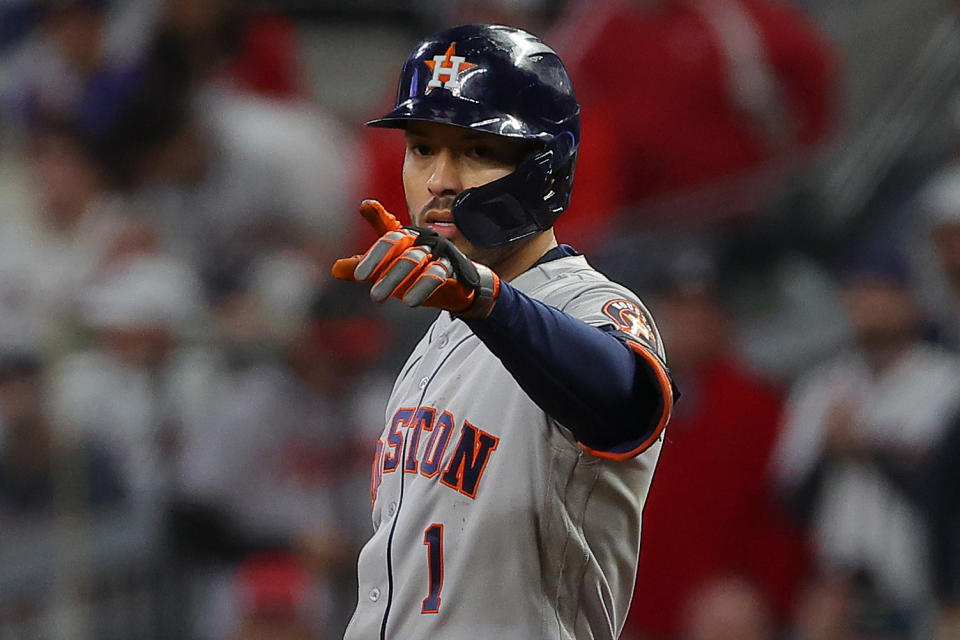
[418,195,457,220]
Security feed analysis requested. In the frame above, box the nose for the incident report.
[426,149,462,198]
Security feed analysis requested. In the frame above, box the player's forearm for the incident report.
[463,281,665,451]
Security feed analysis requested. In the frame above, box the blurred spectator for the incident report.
[0,2,43,52]
[49,252,218,498]
[772,243,960,630]
[148,0,303,98]
[681,576,775,640]
[0,350,125,518]
[0,119,130,353]
[433,0,549,33]
[549,0,837,248]
[356,126,406,243]
[914,164,960,638]
[97,87,356,297]
[175,295,391,635]
[0,0,149,137]
[230,552,327,640]
[3,0,351,306]
[917,161,960,349]
[0,0,302,134]
[790,571,911,640]
[922,406,960,640]
[791,575,855,640]
[625,247,806,638]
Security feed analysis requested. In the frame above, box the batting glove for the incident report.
[332,200,500,319]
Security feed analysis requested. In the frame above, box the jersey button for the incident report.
[418,376,428,390]
[369,587,381,602]
[437,334,449,348]
[388,501,397,517]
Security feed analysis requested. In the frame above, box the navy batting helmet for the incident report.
[367,24,580,249]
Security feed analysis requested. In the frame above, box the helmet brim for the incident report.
[366,98,553,142]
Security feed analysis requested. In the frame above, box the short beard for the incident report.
[461,239,527,271]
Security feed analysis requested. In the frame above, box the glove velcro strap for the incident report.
[402,225,500,318]
[460,264,500,319]
[403,226,481,288]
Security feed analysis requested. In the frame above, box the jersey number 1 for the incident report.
[422,523,444,613]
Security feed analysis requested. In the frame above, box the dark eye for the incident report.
[469,146,495,160]
[410,143,432,157]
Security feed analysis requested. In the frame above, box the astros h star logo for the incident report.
[602,299,657,348]
[424,43,477,95]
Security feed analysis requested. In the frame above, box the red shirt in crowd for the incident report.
[626,355,808,638]
[552,0,836,246]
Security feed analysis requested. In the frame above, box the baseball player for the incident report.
[333,25,676,639]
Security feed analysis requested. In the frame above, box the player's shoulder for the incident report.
[515,254,634,301]
[515,254,663,355]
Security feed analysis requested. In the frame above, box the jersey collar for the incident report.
[510,245,587,296]
[532,244,579,267]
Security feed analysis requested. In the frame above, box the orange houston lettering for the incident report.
[377,410,499,500]
[439,421,500,499]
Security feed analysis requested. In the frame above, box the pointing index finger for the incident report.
[359,199,403,235]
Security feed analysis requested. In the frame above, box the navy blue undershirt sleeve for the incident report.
[463,279,666,452]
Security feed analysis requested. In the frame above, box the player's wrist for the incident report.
[457,264,500,319]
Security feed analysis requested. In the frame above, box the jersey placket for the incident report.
[377,314,473,639]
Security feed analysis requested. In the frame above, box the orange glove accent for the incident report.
[332,200,416,283]
[332,200,500,318]
[402,255,500,319]
[395,255,477,313]
[422,278,479,314]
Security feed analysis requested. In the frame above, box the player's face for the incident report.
[403,121,539,271]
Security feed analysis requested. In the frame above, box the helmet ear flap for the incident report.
[451,131,578,249]
[527,130,578,230]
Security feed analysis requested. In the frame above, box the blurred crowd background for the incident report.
[0,0,959,639]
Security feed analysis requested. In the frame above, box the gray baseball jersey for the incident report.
[343,254,671,640]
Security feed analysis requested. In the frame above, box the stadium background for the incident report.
[0,0,959,638]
